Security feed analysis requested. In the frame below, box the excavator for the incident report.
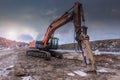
[27,2,96,72]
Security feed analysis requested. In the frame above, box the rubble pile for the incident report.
[12,49,120,80]
[0,49,120,80]
[91,39,120,51]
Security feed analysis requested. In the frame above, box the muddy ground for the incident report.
[0,48,120,80]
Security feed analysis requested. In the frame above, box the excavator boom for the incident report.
[43,2,85,47]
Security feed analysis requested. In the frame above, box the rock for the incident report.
[57,78,63,80]
[73,70,87,77]
[44,65,53,71]
[22,76,33,80]
[14,67,26,76]
[107,58,114,63]
[105,63,109,67]
[67,72,75,76]
[56,69,61,72]
[63,52,83,60]
[6,65,14,70]
[98,76,107,80]
[97,68,108,73]
[33,76,41,80]
[94,50,101,55]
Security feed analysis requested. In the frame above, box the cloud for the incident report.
[36,33,44,41]
[45,8,57,15]
[0,0,120,44]
[17,34,33,42]
[54,26,75,44]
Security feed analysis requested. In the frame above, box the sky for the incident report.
[0,0,120,44]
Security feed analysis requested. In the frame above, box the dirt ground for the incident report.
[0,48,120,80]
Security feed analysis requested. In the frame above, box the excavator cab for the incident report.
[50,37,59,49]
[48,37,59,49]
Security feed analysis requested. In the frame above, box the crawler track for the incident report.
[26,48,51,60]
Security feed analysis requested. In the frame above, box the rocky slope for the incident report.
[0,37,27,49]
[59,39,120,51]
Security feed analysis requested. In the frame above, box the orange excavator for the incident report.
[27,2,96,72]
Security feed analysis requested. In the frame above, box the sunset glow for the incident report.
[7,30,17,40]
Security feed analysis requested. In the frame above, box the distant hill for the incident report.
[0,37,15,47]
[0,37,27,48]
[59,39,120,51]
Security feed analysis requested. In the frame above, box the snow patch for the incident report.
[73,70,87,77]
[6,65,14,70]
[22,76,33,80]
[94,49,101,55]
[67,73,75,76]
[97,68,108,73]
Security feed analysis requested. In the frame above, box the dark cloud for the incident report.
[0,0,120,44]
